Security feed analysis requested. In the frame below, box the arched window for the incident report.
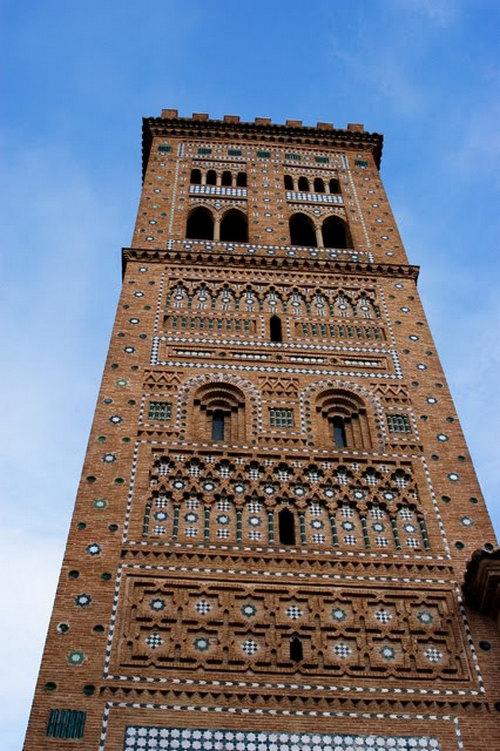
[290,635,303,663]
[192,382,247,443]
[278,508,296,545]
[186,207,214,240]
[190,168,201,184]
[332,416,347,448]
[220,209,248,242]
[298,176,309,192]
[206,169,217,186]
[236,171,247,187]
[211,410,225,441]
[221,170,232,186]
[270,315,282,342]
[321,215,351,249]
[314,177,325,193]
[284,174,294,190]
[315,389,372,449]
[289,213,317,247]
[329,178,340,194]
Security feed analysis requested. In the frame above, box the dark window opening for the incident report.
[284,174,294,190]
[333,416,347,448]
[278,508,296,545]
[186,207,214,240]
[298,176,309,191]
[314,177,325,193]
[236,171,247,187]
[221,170,232,186]
[270,315,282,342]
[289,213,317,247]
[212,410,225,441]
[206,169,217,186]
[329,178,340,193]
[190,168,201,184]
[322,215,351,249]
[290,636,303,662]
[220,209,248,242]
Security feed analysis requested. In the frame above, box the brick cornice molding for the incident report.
[122,246,419,281]
[142,115,384,179]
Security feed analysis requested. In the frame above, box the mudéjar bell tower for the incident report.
[24,109,500,751]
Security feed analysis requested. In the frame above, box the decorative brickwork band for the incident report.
[123,726,441,751]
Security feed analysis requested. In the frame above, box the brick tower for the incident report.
[24,110,500,751]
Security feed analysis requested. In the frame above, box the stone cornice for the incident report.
[122,245,419,281]
[142,114,384,179]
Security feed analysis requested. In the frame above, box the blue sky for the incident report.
[1,1,499,748]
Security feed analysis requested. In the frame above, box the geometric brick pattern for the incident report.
[123,727,442,751]
[139,449,431,552]
[112,575,472,683]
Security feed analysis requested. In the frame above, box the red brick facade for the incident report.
[23,111,500,751]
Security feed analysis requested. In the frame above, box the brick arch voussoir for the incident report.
[299,379,386,450]
[177,372,262,440]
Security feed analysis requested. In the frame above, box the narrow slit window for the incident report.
[332,416,347,448]
[290,636,303,663]
[270,315,282,342]
[212,410,225,441]
[278,508,296,545]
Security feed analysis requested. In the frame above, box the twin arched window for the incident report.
[289,212,351,249]
[186,207,248,242]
